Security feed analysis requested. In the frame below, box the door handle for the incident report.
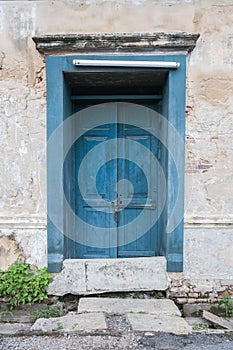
[111,202,119,223]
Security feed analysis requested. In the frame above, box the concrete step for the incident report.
[78,297,181,316]
[48,257,170,296]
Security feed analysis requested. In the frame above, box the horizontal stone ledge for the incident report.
[32,32,200,55]
[0,216,47,229]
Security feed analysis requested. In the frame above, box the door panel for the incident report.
[117,103,158,257]
[75,105,117,258]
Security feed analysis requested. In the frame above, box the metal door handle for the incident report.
[112,202,118,223]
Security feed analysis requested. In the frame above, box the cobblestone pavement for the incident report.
[1,333,233,350]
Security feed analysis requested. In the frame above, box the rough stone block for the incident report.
[176,298,188,304]
[183,303,222,317]
[78,297,181,316]
[188,293,199,298]
[188,298,197,304]
[203,310,233,330]
[47,260,86,296]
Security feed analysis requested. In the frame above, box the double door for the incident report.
[71,102,160,258]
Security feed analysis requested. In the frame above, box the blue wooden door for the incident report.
[74,102,159,258]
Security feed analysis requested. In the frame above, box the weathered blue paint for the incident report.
[117,103,159,257]
[46,54,186,272]
[46,57,64,272]
[75,104,118,258]
[70,102,160,258]
[166,55,186,272]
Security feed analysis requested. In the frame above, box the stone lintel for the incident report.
[32,32,200,55]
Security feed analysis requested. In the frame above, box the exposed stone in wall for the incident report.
[167,278,233,305]
[0,235,24,270]
[15,229,47,268]
[0,229,47,270]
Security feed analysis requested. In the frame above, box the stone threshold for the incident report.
[47,257,170,296]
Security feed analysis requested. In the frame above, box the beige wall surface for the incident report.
[0,1,232,283]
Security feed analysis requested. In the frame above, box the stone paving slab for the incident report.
[0,323,31,335]
[31,312,107,333]
[78,297,181,316]
[127,314,191,335]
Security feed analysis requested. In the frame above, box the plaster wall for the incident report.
[0,0,232,291]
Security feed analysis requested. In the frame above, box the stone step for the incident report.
[31,312,107,333]
[78,297,191,335]
[48,257,170,296]
[78,297,181,316]
[127,314,191,335]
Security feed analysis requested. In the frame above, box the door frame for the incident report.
[46,54,186,272]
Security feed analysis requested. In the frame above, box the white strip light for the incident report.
[73,59,180,69]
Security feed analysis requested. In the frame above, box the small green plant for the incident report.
[129,293,135,299]
[192,322,209,331]
[220,291,233,317]
[0,311,13,317]
[32,306,62,319]
[0,262,52,308]
[56,321,63,330]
